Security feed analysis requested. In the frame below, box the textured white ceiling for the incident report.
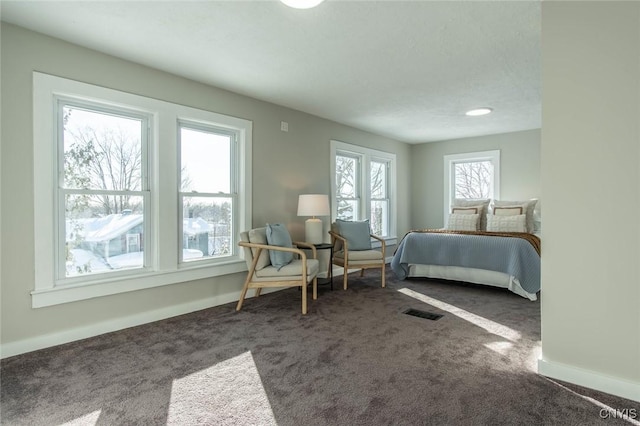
[1,0,541,143]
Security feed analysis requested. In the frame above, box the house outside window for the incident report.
[33,72,252,308]
[443,150,500,221]
[331,140,396,241]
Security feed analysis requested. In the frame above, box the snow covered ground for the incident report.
[66,248,203,276]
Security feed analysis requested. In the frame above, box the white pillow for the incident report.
[492,199,538,232]
[446,213,480,231]
[486,214,527,232]
[451,199,490,230]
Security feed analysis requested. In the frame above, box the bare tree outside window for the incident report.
[454,161,493,199]
[335,154,358,220]
[62,106,146,277]
[370,161,388,236]
[64,107,143,215]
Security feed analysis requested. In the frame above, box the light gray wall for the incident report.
[540,1,640,394]
[0,23,411,349]
[410,129,541,229]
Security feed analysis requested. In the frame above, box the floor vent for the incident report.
[403,308,443,321]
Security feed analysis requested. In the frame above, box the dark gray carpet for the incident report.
[2,270,639,425]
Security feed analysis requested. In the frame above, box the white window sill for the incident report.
[31,259,247,308]
[372,236,397,248]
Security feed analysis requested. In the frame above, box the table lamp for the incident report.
[297,194,330,244]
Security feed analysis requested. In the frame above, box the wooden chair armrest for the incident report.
[292,241,318,259]
[238,241,307,260]
[370,234,386,256]
[328,230,345,240]
[328,231,348,251]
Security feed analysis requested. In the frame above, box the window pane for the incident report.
[181,127,231,193]
[63,106,143,191]
[65,194,144,277]
[337,199,359,221]
[454,161,493,199]
[182,196,233,261]
[370,200,389,236]
[371,161,387,199]
[336,155,358,198]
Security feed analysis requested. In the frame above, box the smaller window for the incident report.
[443,150,500,223]
[370,159,389,236]
[331,140,397,241]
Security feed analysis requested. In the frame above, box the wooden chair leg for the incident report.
[236,278,251,311]
[301,281,308,315]
[343,269,348,290]
[360,269,365,277]
[381,263,386,288]
[255,288,262,297]
[312,277,318,300]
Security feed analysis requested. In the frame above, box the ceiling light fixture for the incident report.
[280,0,325,9]
[465,107,493,116]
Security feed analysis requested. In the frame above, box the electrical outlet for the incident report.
[280,121,289,132]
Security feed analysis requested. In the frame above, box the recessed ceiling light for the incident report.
[280,0,325,9]
[465,107,493,116]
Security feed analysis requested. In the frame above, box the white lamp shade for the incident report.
[297,194,330,217]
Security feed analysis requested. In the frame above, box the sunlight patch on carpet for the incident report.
[167,351,277,426]
[398,288,521,342]
[60,410,101,425]
[484,341,514,355]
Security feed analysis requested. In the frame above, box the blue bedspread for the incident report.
[391,232,541,293]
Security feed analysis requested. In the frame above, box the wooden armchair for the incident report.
[329,221,386,290]
[238,227,319,314]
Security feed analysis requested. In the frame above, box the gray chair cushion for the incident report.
[334,249,383,261]
[336,219,372,250]
[254,259,320,281]
[266,223,294,270]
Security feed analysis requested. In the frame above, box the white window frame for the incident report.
[334,151,361,222]
[443,150,500,222]
[369,157,391,237]
[177,120,238,265]
[330,140,397,245]
[33,72,252,308]
[55,98,153,283]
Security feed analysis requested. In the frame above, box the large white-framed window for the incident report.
[330,140,397,243]
[57,99,152,282]
[33,72,252,308]
[443,150,500,221]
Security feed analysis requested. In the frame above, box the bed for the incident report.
[391,230,541,300]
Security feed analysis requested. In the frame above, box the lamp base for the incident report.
[305,218,323,245]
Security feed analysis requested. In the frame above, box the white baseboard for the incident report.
[2,261,395,359]
[538,358,640,403]
[0,287,280,359]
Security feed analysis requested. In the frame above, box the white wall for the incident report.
[410,129,541,229]
[539,1,640,402]
[0,23,412,356]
